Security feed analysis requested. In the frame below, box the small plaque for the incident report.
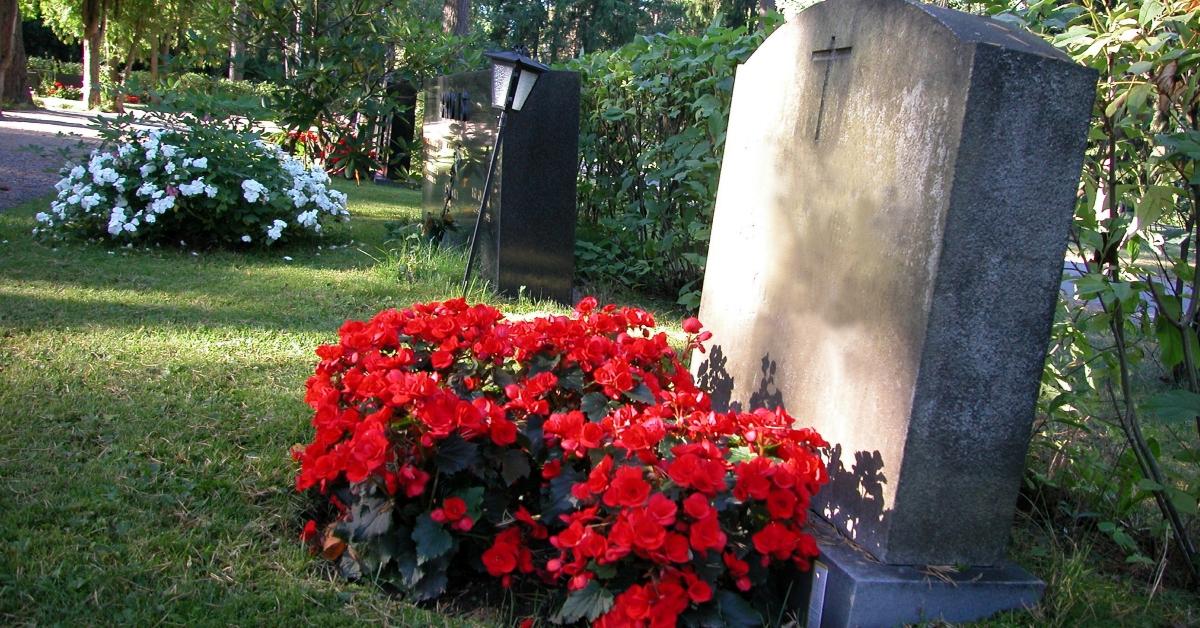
[808,560,829,627]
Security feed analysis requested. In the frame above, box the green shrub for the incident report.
[568,18,779,308]
[35,112,348,247]
[27,56,83,96]
[26,56,82,77]
[137,73,279,117]
[982,0,1200,582]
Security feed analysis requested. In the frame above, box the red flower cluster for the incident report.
[430,496,474,531]
[293,298,828,626]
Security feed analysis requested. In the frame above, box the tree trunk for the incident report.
[159,37,169,77]
[0,0,33,109]
[82,0,106,109]
[149,33,159,84]
[442,0,469,36]
[111,20,142,114]
[108,60,123,112]
[229,0,247,81]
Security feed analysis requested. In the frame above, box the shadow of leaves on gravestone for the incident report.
[748,353,785,411]
[820,444,892,557]
[695,347,893,555]
[695,346,788,414]
[695,344,735,412]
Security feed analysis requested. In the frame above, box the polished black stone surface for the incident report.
[422,70,579,304]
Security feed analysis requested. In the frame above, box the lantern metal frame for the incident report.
[462,51,550,295]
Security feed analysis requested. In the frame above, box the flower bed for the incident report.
[293,298,828,626]
[41,80,83,100]
[35,116,348,247]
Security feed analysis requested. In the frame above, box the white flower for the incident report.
[91,167,118,185]
[281,159,305,176]
[161,145,178,158]
[203,184,218,198]
[79,194,102,210]
[192,157,208,169]
[296,209,319,228]
[241,235,252,243]
[69,165,85,180]
[145,214,157,224]
[282,256,293,261]
[107,207,126,235]
[265,218,286,243]
[179,179,206,196]
[150,196,176,214]
[164,162,176,174]
[140,163,156,177]
[35,212,49,222]
[242,179,267,203]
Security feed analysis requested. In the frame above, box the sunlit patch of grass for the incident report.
[0,184,482,625]
[0,178,699,626]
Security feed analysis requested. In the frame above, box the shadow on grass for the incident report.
[0,276,469,335]
[0,186,473,336]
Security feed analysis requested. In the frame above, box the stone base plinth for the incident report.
[806,519,1044,627]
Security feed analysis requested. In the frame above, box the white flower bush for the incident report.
[35,117,349,247]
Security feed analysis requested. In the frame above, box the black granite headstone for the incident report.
[422,70,580,304]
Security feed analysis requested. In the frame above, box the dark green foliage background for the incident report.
[570,18,777,307]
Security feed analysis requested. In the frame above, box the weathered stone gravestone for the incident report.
[692,0,1096,624]
[422,69,580,303]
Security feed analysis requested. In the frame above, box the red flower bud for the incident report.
[300,519,319,542]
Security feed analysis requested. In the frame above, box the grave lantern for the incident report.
[486,50,548,111]
[462,50,551,295]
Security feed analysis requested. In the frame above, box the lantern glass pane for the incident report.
[510,70,539,111]
[490,62,513,109]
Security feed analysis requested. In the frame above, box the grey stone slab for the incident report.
[422,70,495,248]
[692,0,1096,566]
[806,516,1044,627]
[421,70,579,303]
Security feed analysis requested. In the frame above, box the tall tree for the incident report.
[228,0,246,80]
[81,0,105,108]
[443,0,469,35]
[1,0,33,108]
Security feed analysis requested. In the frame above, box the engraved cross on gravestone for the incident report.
[810,37,851,141]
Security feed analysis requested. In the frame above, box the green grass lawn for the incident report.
[2,181,1196,626]
[0,182,550,626]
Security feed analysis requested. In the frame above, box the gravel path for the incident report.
[0,107,102,211]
